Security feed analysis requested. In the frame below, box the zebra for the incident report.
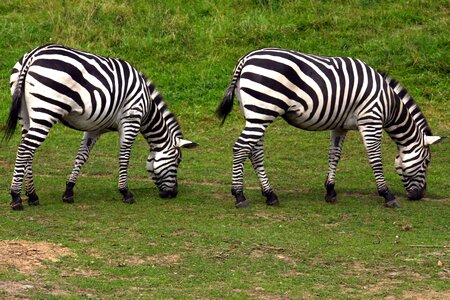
[216,48,443,208]
[4,44,197,210]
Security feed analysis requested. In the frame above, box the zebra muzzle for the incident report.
[159,188,178,199]
[407,189,424,201]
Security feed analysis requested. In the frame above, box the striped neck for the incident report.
[385,91,424,150]
[384,75,432,136]
[140,79,183,150]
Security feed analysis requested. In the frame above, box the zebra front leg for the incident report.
[63,132,100,203]
[324,129,348,204]
[359,125,400,208]
[249,138,279,206]
[118,125,140,204]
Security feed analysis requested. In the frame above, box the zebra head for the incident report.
[395,135,443,200]
[146,138,198,198]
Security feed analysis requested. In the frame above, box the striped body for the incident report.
[5,44,196,210]
[217,48,442,208]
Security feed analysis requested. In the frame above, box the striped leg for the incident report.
[63,132,100,203]
[324,129,348,203]
[232,121,272,208]
[24,151,39,206]
[118,123,140,204]
[20,127,39,206]
[359,125,400,208]
[10,127,51,210]
[249,138,278,205]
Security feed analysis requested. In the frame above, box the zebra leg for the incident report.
[10,127,51,210]
[19,127,39,206]
[359,126,400,208]
[249,138,279,206]
[24,154,39,206]
[63,132,100,203]
[118,124,140,204]
[324,129,348,203]
[232,121,271,208]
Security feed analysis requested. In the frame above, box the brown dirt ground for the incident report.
[0,240,73,274]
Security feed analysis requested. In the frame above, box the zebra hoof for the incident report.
[265,192,279,206]
[325,195,338,204]
[10,201,24,211]
[62,196,74,204]
[235,200,250,208]
[122,196,135,204]
[27,193,40,206]
[267,199,280,206]
[122,192,135,204]
[385,199,400,208]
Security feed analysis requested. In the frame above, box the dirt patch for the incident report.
[0,240,74,274]
[111,253,182,267]
[402,289,450,300]
[0,281,68,298]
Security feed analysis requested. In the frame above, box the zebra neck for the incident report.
[140,99,182,151]
[384,100,423,150]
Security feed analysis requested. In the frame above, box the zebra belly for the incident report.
[282,109,311,130]
[62,113,118,132]
[283,108,359,131]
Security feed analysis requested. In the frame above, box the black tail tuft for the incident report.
[2,88,22,142]
[216,85,235,125]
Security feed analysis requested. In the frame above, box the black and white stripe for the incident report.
[5,44,197,210]
[217,48,442,208]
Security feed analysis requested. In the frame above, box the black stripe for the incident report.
[36,48,113,91]
[28,71,85,111]
[244,104,279,117]
[31,118,53,128]
[32,107,63,119]
[241,71,308,110]
[241,87,289,111]
[30,93,72,113]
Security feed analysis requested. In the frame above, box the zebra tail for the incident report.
[2,87,23,142]
[216,57,246,125]
[216,84,235,126]
[2,64,30,142]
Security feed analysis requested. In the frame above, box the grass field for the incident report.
[0,1,449,299]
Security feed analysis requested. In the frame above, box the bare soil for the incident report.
[0,240,73,274]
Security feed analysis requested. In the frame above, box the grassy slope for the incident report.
[0,0,449,299]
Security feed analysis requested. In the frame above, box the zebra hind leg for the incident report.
[232,120,274,208]
[10,127,51,210]
[249,138,279,206]
[24,154,40,206]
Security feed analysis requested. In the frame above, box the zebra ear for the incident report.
[424,135,445,146]
[176,138,199,149]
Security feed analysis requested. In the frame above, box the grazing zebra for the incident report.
[4,44,197,210]
[217,48,443,208]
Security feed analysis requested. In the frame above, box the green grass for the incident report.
[0,0,449,299]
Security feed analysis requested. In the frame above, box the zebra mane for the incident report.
[383,74,432,136]
[143,75,184,140]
